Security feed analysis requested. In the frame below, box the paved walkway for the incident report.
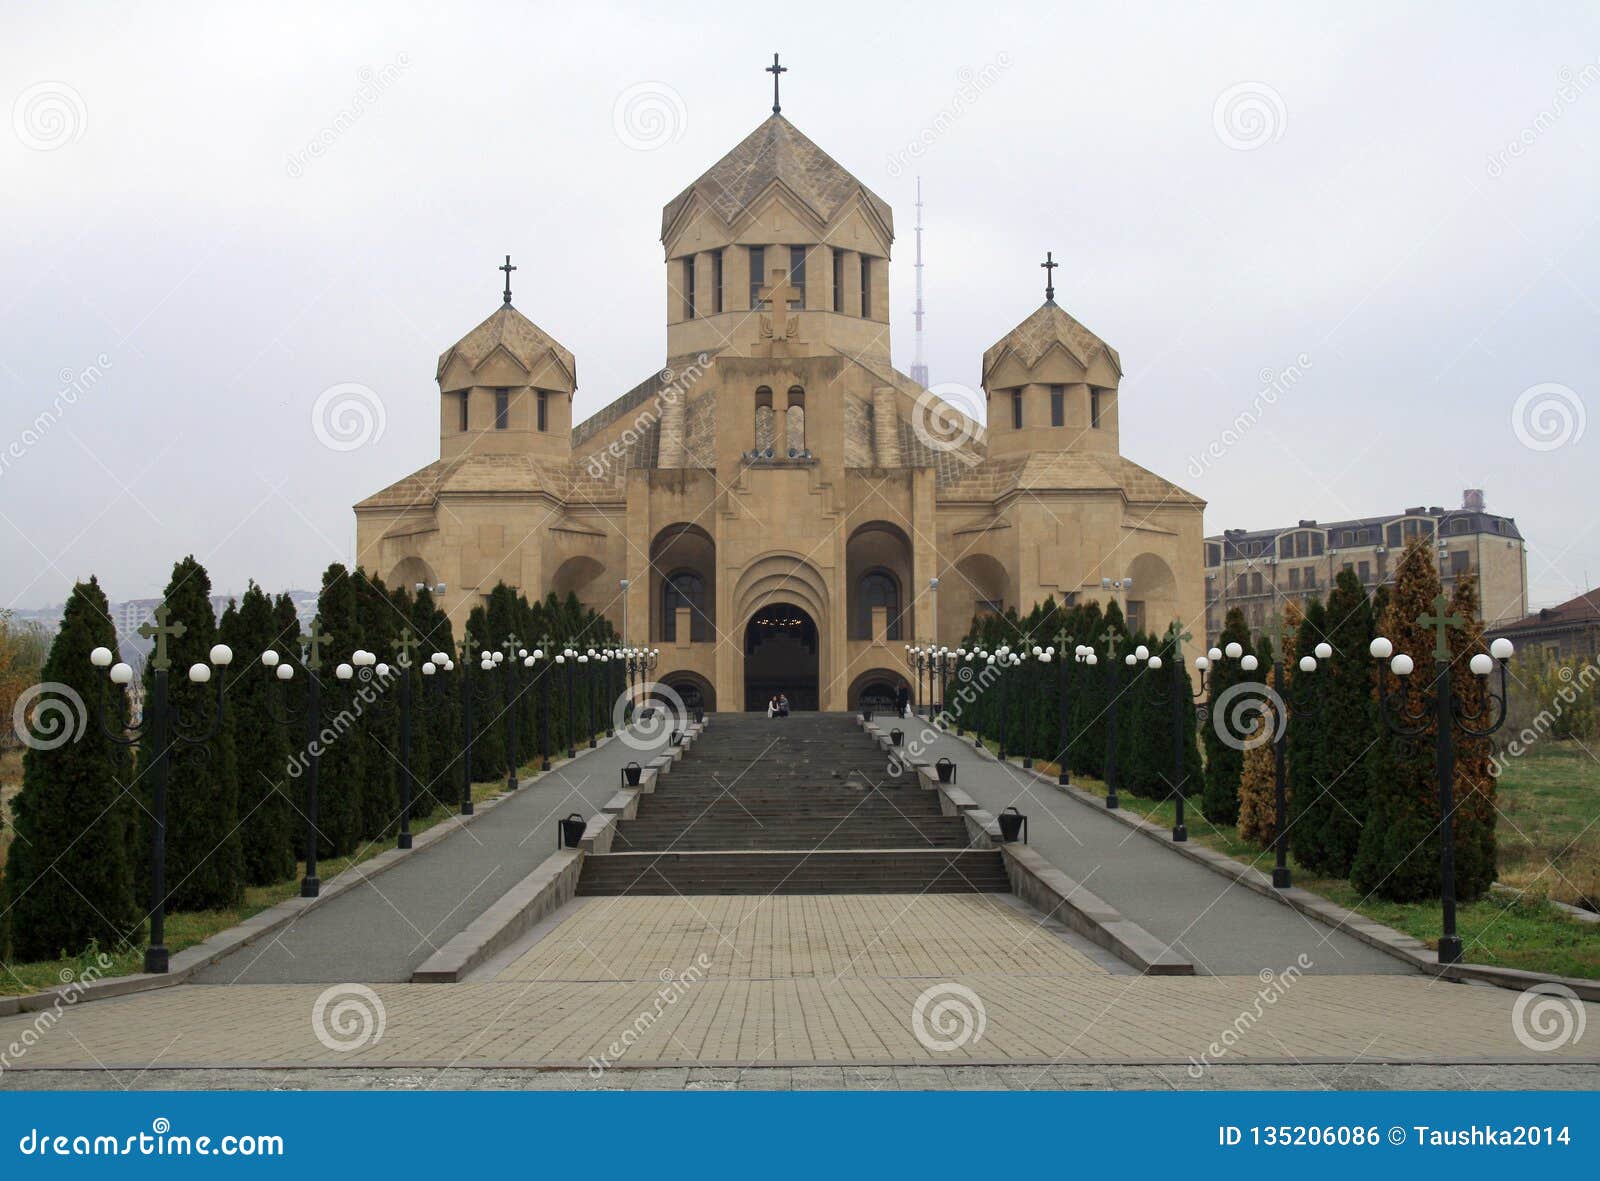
[10,1064,1600,1091]
[882,717,1408,976]
[190,727,671,985]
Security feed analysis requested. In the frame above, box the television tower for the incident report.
[910,177,929,388]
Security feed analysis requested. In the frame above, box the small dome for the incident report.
[436,304,575,388]
[982,301,1121,387]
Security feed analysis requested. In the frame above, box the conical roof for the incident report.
[661,115,892,239]
[982,300,1121,385]
[436,304,575,386]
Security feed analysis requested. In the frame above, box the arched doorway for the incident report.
[847,668,910,713]
[662,671,716,714]
[743,603,819,711]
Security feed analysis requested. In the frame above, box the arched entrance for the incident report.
[743,603,819,711]
[662,671,716,714]
[847,668,910,713]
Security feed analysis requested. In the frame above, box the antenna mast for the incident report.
[911,177,929,388]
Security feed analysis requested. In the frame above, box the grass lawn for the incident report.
[0,772,520,998]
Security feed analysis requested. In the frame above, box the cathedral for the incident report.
[354,76,1205,712]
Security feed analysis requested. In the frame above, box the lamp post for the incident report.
[535,636,555,770]
[601,649,615,736]
[349,633,425,849]
[581,649,597,747]
[1371,596,1513,964]
[561,648,577,758]
[1099,624,1125,809]
[90,607,232,974]
[459,633,482,815]
[1136,630,1208,843]
[256,619,333,897]
[499,634,523,791]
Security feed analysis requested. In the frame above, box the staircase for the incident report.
[576,713,1010,896]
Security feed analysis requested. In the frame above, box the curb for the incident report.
[860,719,1193,976]
[938,724,1600,1001]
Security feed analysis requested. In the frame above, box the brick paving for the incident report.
[494,895,1113,983]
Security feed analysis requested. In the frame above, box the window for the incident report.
[754,387,775,452]
[494,389,510,430]
[536,391,548,432]
[457,391,469,432]
[1011,390,1023,429]
[1251,572,1263,594]
[1304,568,1317,589]
[1311,534,1324,557]
[1236,574,1248,596]
[1450,550,1471,575]
[1451,518,1469,534]
[832,249,844,312]
[855,570,902,640]
[1288,567,1300,590]
[860,256,872,318]
[662,571,709,642]
[788,246,806,309]
[1090,388,1102,428]
[1206,543,1221,567]
[712,249,724,313]
[1340,530,1355,546]
[749,245,766,308]
[1388,523,1403,548]
[1050,385,1064,426]
[1358,560,1371,582]
[786,387,805,455]
[683,256,696,319]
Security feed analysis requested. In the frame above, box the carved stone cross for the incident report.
[1417,593,1465,661]
[395,627,422,669]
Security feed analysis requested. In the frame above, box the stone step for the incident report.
[576,850,1011,895]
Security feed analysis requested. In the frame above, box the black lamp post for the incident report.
[601,649,616,736]
[534,636,554,771]
[499,634,523,791]
[256,619,339,896]
[350,630,426,849]
[459,634,484,816]
[91,607,232,974]
[1138,633,1209,844]
[561,648,578,758]
[1371,597,1513,965]
[1099,625,1126,810]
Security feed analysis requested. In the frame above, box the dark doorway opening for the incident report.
[743,603,819,711]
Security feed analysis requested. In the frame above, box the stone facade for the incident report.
[355,110,1205,710]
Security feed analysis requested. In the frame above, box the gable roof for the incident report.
[661,114,892,240]
[435,304,575,386]
[982,300,1121,385]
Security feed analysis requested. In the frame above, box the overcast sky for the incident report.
[3,0,1597,613]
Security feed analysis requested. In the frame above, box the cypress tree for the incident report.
[4,578,143,961]
[1283,597,1322,853]
[138,557,244,912]
[411,588,458,815]
[1201,607,1253,824]
[218,584,295,885]
[1293,570,1376,876]
[1235,631,1278,847]
[1352,538,1455,900]
[1446,573,1498,900]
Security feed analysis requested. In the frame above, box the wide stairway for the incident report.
[577,712,1009,895]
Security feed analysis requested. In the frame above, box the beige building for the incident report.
[1203,489,1528,635]
[355,96,1205,711]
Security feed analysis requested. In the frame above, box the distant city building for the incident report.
[1203,489,1528,638]
[1492,586,1600,662]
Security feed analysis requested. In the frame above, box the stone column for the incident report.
[727,247,752,312]
[694,252,716,318]
[805,243,830,312]
[839,250,862,317]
